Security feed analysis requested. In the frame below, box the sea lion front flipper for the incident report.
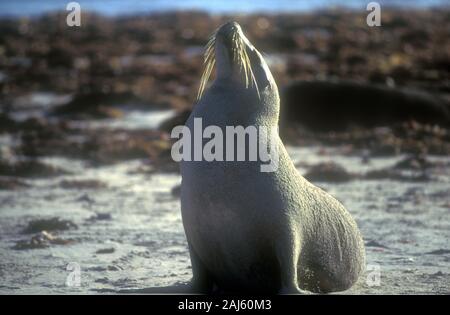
[275,227,303,294]
[188,242,215,293]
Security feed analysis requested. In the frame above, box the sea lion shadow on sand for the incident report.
[114,283,193,294]
[95,283,226,294]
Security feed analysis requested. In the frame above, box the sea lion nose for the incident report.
[217,21,242,39]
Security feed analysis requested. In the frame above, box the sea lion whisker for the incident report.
[248,60,260,98]
[197,24,261,100]
[237,36,251,89]
[198,58,214,100]
[197,34,217,100]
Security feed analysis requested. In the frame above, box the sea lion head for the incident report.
[197,22,279,118]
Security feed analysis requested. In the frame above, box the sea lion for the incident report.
[179,22,365,294]
[282,80,450,131]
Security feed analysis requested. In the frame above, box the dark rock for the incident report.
[76,193,95,204]
[22,217,78,234]
[87,212,112,222]
[52,91,148,118]
[85,132,173,165]
[430,271,444,277]
[107,265,123,271]
[19,125,174,166]
[0,159,69,178]
[425,249,450,255]
[393,155,433,170]
[365,240,389,249]
[13,231,74,250]
[94,278,110,284]
[59,179,107,189]
[96,248,115,254]
[304,162,355,183]
[282,121,450,156]
[364,169,430,182]
[0,177,30,190]
[0,113,18,133]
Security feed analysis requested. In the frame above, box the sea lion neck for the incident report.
[214,39,234,80]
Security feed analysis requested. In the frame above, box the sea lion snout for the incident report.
[215,21,249,60]
[216,21,254,53]
[216,21,241,39]
[198,21,273,100]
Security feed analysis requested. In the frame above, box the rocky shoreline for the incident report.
[1,10,449,174]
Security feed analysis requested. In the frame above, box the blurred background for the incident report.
[0,0,449,294]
